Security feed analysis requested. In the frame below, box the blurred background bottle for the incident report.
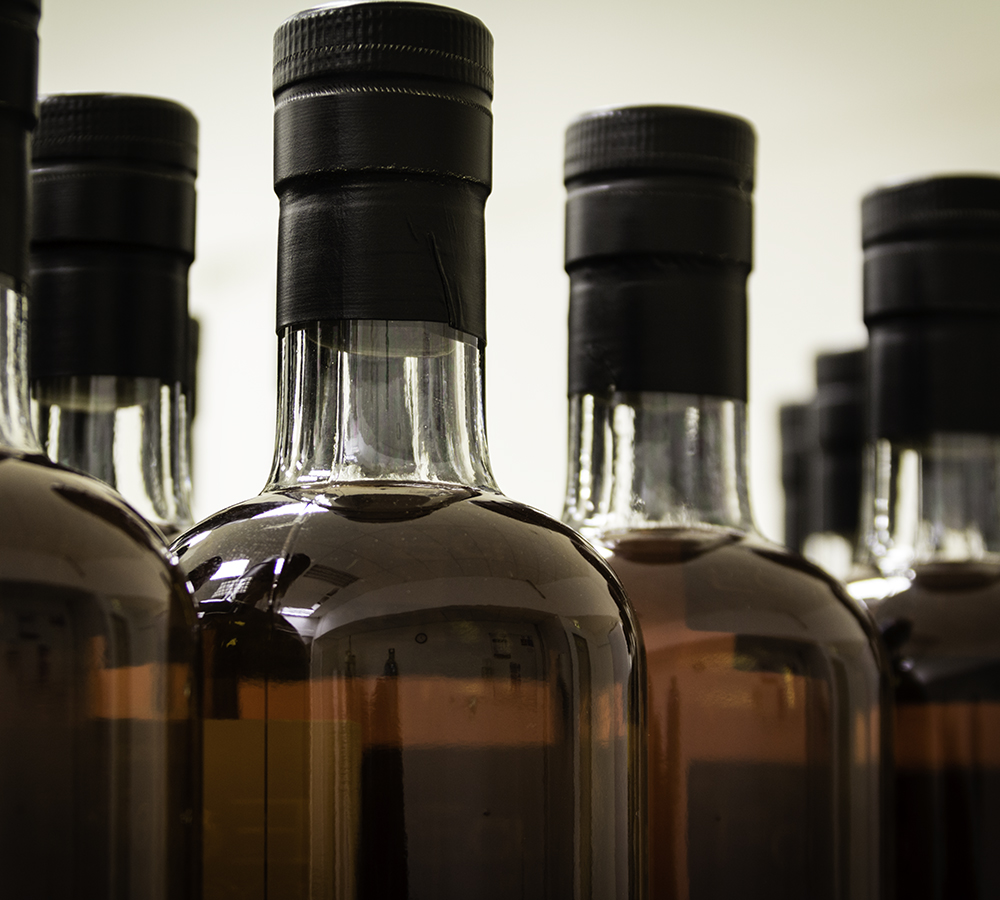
[561,104,887,900]
[172,4,643,898]
[848,174,1000,899]
[779,401,811,555]
[29,93,197,541]
[800,347,866,580]
[0,7,198,898]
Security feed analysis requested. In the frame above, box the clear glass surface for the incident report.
[564,393,752,537]
[175,320,643,900]
[566,391,887,899]
[34,376,194,541]
[267,321,495,492]
[0,283,41,454]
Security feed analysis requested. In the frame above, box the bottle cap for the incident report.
[780,401,811,553]
[0,0,40,288]
[863,174,1000,438]
[32,94,197,253]
[816,346,865,388]
[30,94,198,383]
[812,348,865,537]
[565,105,755,399]
[273,2,493,340]
[815,347,865,448]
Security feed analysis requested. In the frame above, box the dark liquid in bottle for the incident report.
[0,450,197,900]
[601,528,883,900]
[174,483,639,900]
[873,563,1000,899]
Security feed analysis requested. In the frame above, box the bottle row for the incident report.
[2,1,995,899]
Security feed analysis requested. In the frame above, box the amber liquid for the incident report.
[174,483,639,900]
[872,563,1000,898]
[0,450,197,899]
[601,528,884,900]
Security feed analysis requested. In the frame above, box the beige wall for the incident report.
[38,0,1000,541]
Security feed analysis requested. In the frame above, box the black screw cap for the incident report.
[863,174,1000,438]
[565,105,755,400]
[32,94,197,256]
[30,94,198,383]
[812,348,865,537]
[273,2,493,340]
[816,347,866,391]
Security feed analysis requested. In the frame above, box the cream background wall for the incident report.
[37,0,1000,542]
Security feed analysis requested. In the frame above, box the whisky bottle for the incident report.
[848,174,1000,898]
[172,4,643,898]
[801,347,866,580]
[562,105,887,900]
[30,93,198,541]
[0,7,198,899]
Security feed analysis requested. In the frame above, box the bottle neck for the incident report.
[801,448,865,580]
[563,391,754,537]
[0,278,41,454]
[33,375,193,540]
[267,319,497,492]
[857,434,1000,579]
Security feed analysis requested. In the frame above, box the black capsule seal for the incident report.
[863,175,1000,439]
[568,257,748,397]
[30,93,198,382]
[0,0,40,289]
[273,2,493,341]
[565,105,755,399]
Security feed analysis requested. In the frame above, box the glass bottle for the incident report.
[0,8,198,900]
[801,348,866,581]
[561,105,887,900]
[172,4,643,899]
[29,93,197,541]
[847,174,1000,898]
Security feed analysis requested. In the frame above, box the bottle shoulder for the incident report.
[595,524,878,650]
[174,482,630,624]
[858,564,1000,703]
[0,448,190,608]
[870,563,1000,652]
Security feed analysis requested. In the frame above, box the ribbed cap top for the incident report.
[565,105,755,188]
[862,174,1000,247]
[34,94,198,174]
[273,1,493,96]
